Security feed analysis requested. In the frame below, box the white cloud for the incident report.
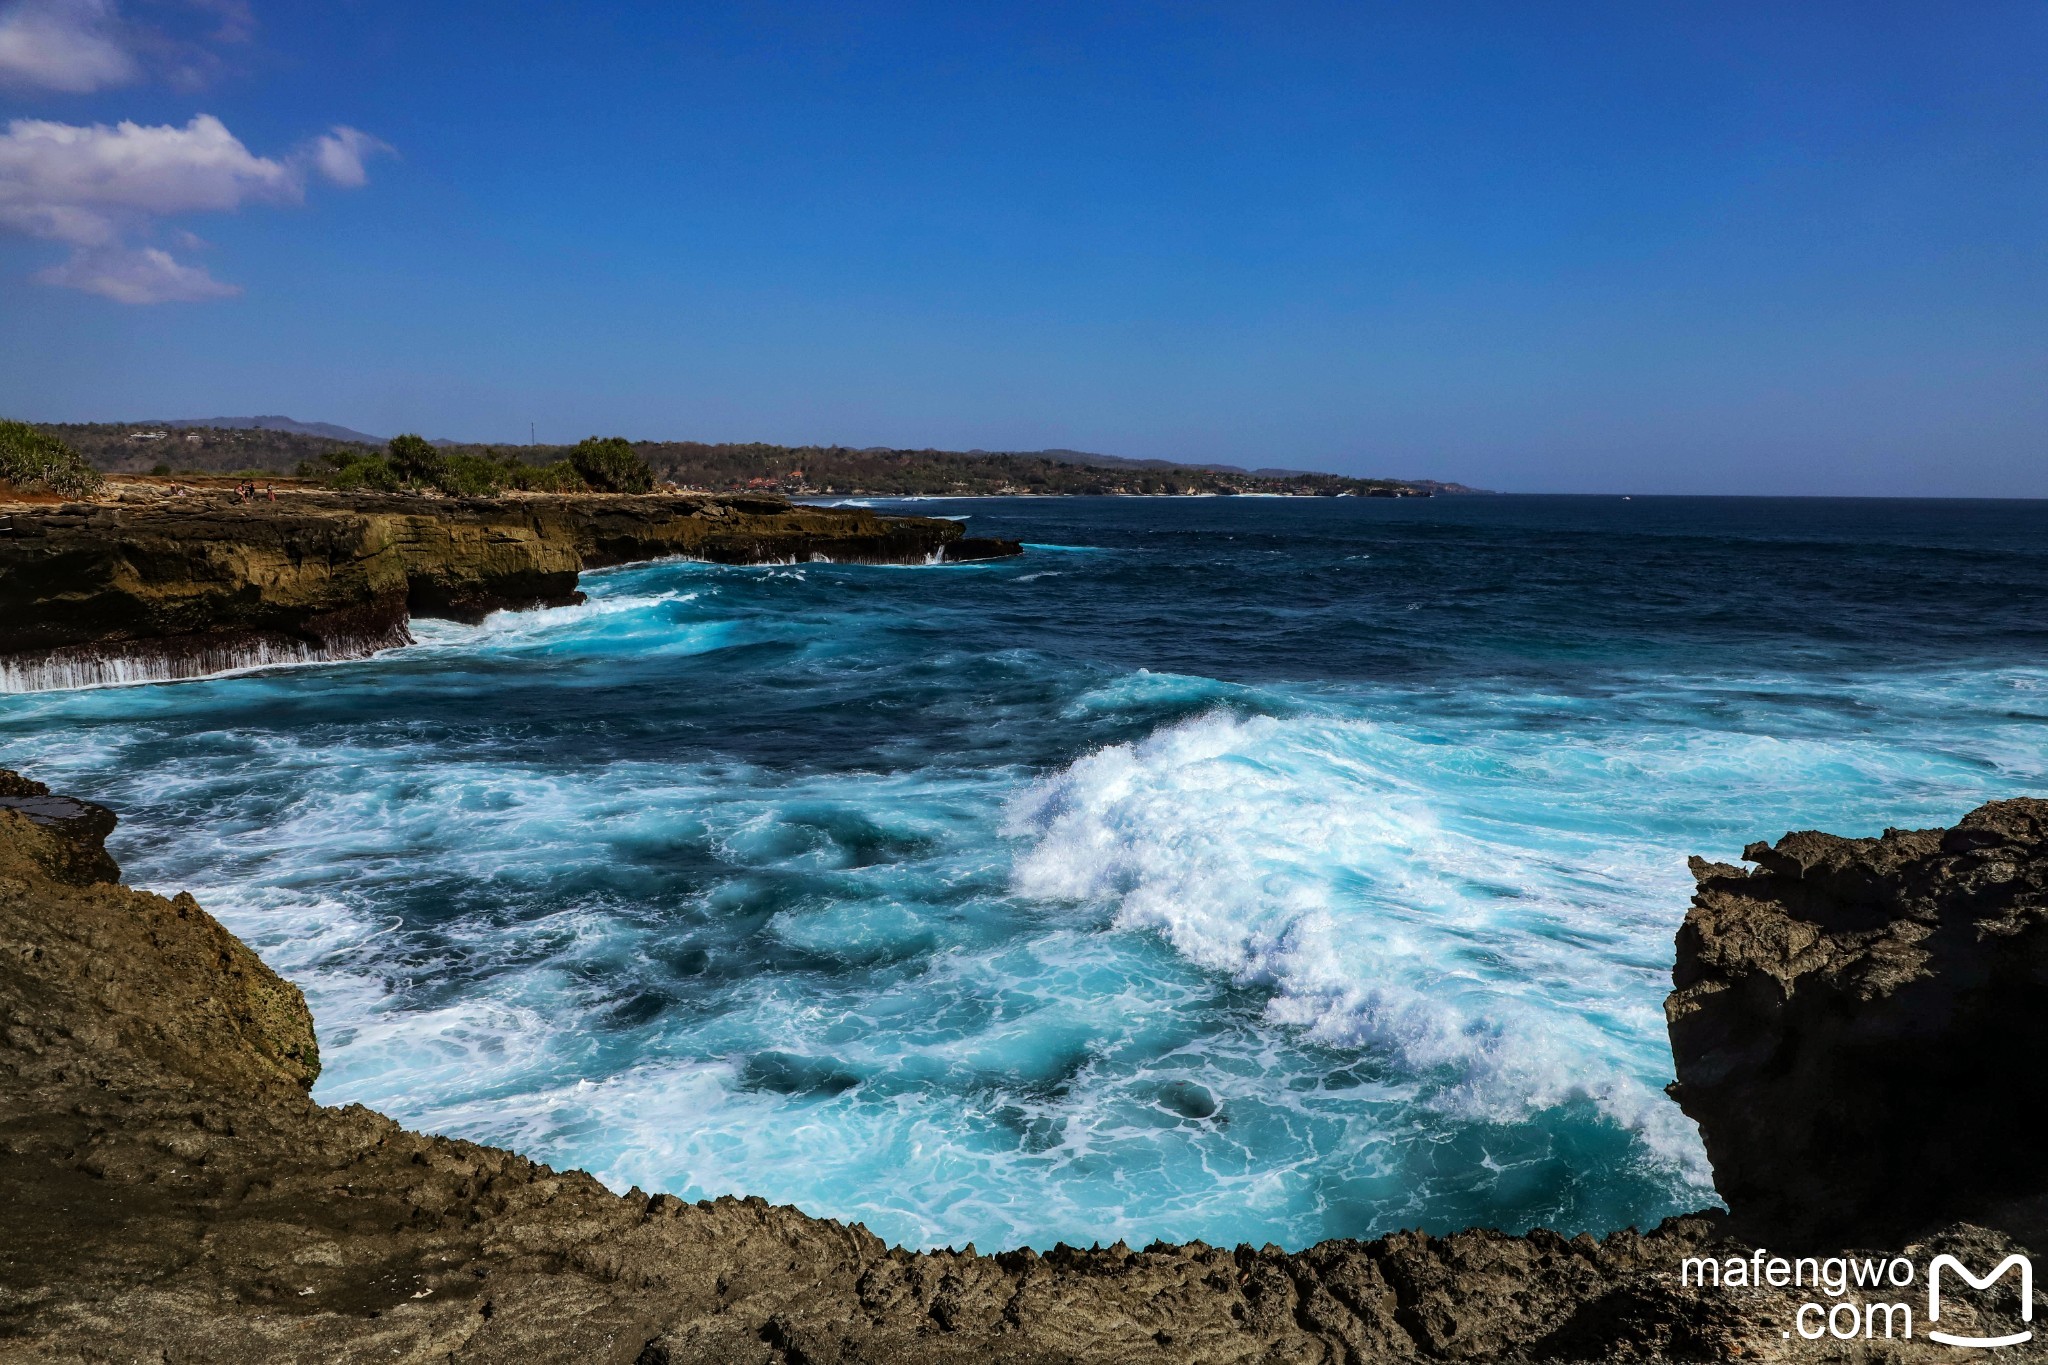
[312,125,391,189]
[0,114,389,303]
[0,114,297,239]
[0,0,136,92]
[0,0,258,93]
[35,242,235,301]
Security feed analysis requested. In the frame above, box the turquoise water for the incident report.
[5,495,2046,1251]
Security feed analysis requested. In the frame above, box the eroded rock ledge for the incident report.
[0,486,1020,691]
[1668,798,2048,1249]
[3,781,2044,1361]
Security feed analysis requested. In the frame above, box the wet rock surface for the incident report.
[0,488,1016,688]
[2,775,2043,1361]
[0,769,119,886]
[1667,798,2048,1249]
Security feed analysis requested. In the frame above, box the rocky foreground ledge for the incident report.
[0,483,1019,691]
[2,780,2045,1361]
[1668,798,2048,1249]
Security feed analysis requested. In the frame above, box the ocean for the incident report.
[5,494,2045,1252]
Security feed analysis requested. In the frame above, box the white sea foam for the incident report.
[1004,694,2048,1185]
[1005,713,1687,1168]
[407,588,704,646]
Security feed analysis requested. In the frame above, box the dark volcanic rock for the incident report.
[1666,798,2048,1247]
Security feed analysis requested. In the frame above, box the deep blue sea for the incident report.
[6,495,2047,1252]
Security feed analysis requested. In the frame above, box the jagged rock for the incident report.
[1666,798,2048,1247]
[0,772,318,1091]
[0,769,47,797]
[0,769,119,885]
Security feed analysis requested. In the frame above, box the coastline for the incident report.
[797,489,1447,502]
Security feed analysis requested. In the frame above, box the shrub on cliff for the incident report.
[430,450,590,496]
[513,458,586,492]
[436,451,511,496]
[312,435,454,494]
[307,441,598,497]
[387,434,445,487]
[314,449,401,491]
[569,436,655,494]
[0,420,104,499]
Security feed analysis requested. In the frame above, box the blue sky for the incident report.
[0,1,2042,494]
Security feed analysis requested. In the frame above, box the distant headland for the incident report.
[0,421,1023,691]
[30,418,1483,498]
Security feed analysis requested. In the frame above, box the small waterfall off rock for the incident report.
[0,626,412,693]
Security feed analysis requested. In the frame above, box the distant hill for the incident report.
[981,447,1325,479]
[34,416,1481,494]
[143,415,384,444]
[568,441,1437,498]
[37,421,373,475]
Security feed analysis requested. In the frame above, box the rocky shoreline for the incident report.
[2,778,2045,1360]
[0,482,1019,692]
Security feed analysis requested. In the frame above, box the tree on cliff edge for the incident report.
[569,437,655,494]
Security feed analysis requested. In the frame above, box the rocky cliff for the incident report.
[1667,798,2048,1249]
[0,484,1019,691]
[3,780,2045,1361]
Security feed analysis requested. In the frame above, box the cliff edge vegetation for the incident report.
[0,420,102,500]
